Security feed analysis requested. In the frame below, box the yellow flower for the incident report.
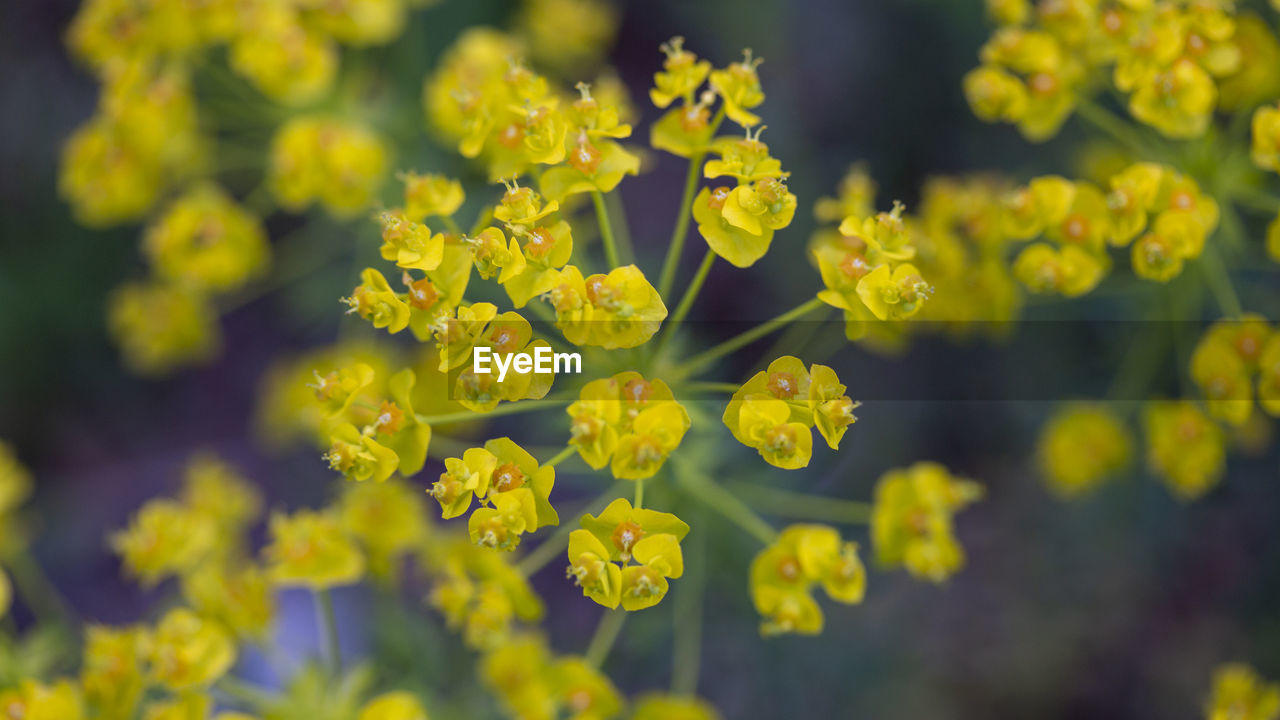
[323,422,400,483]
[550,657,623,719]
[1192,330,1255,426]
[339,478,431,578]
[856,263,934,321]
[551,265,667,349]
[709,49,765,127]
[180,562,275,641]
[539,133,641,202]
[575,498,689,611]
[108,281,220,375]
[142,184,269,293]
[0,680,85,720]
[425,537,543,649]
[750,524,864,636]
[1037,403,1133,498]
[651,36,711,108]
[81,625,148,720]
[964,65,1029,124]
[1253,102,1280,172]
[111,499,216,586]
[481,634,558,720]
[808,363,860,450]
[1143,401,1226,500]
[230,4,336,105]
[148,608,236,690]
[1130,58,1217,139]
[1106,162,1166,245]
[402,172,465,221]
[377,368,433,476]
[631,693,721,720]
[693,185,774,268]
[503,221,575,308]
[0,440,32,515]
[1013,243,1105,296]
[269,117,387,216]
[871,462,983,582]
[565,380,623,470]
[737,398,814,470]
[486,437,559,529]
[181,453,263,537]
[1204,663,1280,720]
[359,691,430,720]
[142,694,213,720]
[378,211,444,273]
[431,448,499,519]
[566,529,623,609]
[344,268,411,334]
[612,403,689,480]
[264,509,365,588]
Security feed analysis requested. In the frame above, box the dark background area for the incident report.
[1,0,1278,718]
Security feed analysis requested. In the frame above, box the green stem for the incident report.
[675,461,778,545]
[634,478,645,509]
[1076,101,1157,159]
[670,512,705,696]
[670,250,715,328]
[7,549,75,628]
[679,381,740,394]
[605,191,636,265]
[416,396,571,425]
[675,297,826,380]
[659,155,708,299]
[729,483,874,524]
[543,445,576,468]
[1229,189,1280,215]
[1200,243,1243,318]
[313,588,341,676]
[584,608,628,669]
[591,191,621,269]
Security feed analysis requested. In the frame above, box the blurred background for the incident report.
[2,0,1279,717]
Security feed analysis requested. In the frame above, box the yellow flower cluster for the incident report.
[966,1,1275,140]
[567,498,688,611]
[749,524,865,636]
[567,372,690,479]
[814,199,934,337]
[424,30,639,190]
[429,438,558,552]
[482,635,622,720]
[423,535,543,650]
[270,117,389,217]
[1204,663,1280,720]
[1191,315,1280,425]
[1010,164,1218,294]
[1037,403,1133,498]
[106,183,273,375]
[1254,101,1280,173]
[871,462,984,583]
[1143,400,1226,500]
[314,364,432,482]
[646,39,797,269]
[723,357,859,469]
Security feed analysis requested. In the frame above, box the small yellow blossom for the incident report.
[359,691,430,720]
[180,562,275,641]
[871,462,983,582]
[81,625,148,720]
[270,117,388,217]
[148,608,236,690]
[750,524,865,636]
[1144,401,1226,500]
[709,49,765,127]
[142,184,269,293]
[1204,663,1280,720]
[339,478,431,578]
[108,281,220,375]
[402,172,465,221]
[550,265,667,349]
[111,499,216,586]
[264,509,366,588]
[1037,403,1133,498]
[572,498,689,611]
[1254,102,1280,172]
[0,680,85,720]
